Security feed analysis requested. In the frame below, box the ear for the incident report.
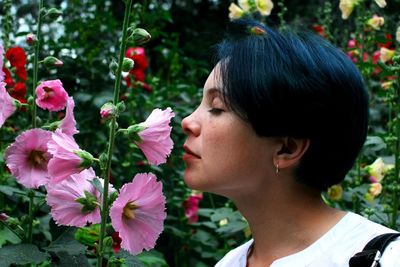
[273,137,310,170]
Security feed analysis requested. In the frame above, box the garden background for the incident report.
[1,0,400,266]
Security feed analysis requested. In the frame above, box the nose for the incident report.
[181,110,200,137]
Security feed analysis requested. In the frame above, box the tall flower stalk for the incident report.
[96,0,133,265]
[391,73,400,228]
[27,0,44,244]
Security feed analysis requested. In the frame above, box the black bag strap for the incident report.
[349,233,400,267]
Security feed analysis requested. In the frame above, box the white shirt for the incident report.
[215,212,400,267]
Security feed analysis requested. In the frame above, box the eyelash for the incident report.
[208,108,224,115]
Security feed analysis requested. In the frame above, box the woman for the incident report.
[181,20,400,266]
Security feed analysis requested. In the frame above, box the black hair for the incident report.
[215,19,369,191]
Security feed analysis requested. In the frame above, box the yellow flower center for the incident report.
[27,150,47,168]
[123,202,139,220]
[43,86,53,99]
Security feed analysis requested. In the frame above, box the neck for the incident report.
[230,177,346,266]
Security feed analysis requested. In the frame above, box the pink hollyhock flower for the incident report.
[36,79,68,111]
[46,168,113,227]
[183,192,203,224]
[5,129,52,188]
[0,82,17,128]
[0,43,4,81]
[48,129,94,182]
[60,97,79,136]
[109,172,166,255]
[347,38,357,49]
[132,108,174,165]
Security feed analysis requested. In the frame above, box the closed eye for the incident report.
[208,108,224,115]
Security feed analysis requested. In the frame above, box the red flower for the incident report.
[3,67,15,88]
[129,68,145,82]
[125,47,148,71]
[141,82,152,93]
[183,193,203,224]
[10,82,27,99]
[5,47,27,68]
[15,67,27,81]
[377,33,393,49]
[111,232,122,253]
[312,25,327,38]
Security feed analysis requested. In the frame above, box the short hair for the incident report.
[215,19,369,191]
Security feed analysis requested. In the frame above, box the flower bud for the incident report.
[0,213,9,222]
[127,123,147,142]
[109,59,119,75]
[100,102,117,120]
[26,34,37,46]
[75,150,95,169]
[127,28,151,45]
[116,101,126,113]
[44,8,63,21]
[75,190,98,213]
[393,55,400,65]
[121,57,135,72]
[396,26,400,43]
[43,56,63,68]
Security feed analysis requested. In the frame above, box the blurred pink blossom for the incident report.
[5,129,52,188]
[60,97,79,136]
[48,129,93,182]
[109,173,166,255]
[35,79,68,111]
[135,107,174,165]
[46,168,112,227]
[183,192,203,224]
[0,43,4,81]
[0,82,16,128]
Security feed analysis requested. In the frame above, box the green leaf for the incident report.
[0,227,22,247]
[137,250,168,266]
[90,178,104,194]
[114,250,145,267]
[75,224,100,246]
[0,244,49,267]
[46,228,86,255]
[0,185,25,197]
[50,252,90,267]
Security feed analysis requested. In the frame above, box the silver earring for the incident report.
[275,163,280,174]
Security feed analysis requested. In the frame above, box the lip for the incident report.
[183,145,201,161]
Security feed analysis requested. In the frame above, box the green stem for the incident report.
[96,1,133,266]
[32,0,43,128]
[26,0,43,244]
[391,76,400,229]
[27,190,35,243]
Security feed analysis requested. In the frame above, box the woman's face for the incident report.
[181,66,278,198]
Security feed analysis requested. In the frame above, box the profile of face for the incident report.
[181,66,279,198]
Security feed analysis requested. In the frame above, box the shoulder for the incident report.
[344,213,400,267]
[215,239,253,267]
[380,236,400,267]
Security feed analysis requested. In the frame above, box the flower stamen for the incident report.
[123,202,139,220]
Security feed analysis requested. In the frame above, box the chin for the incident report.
[183,170,210,192]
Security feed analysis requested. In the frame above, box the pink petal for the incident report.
[109,173,166,255]
[0,82,16,128]
[4,129,52,188]
[60,97,79,136]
